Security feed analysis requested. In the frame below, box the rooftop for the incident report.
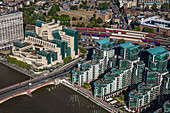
[105,72,119,78]
[164,101,170,109]
[135,61,145,65]
[119,42,135,49]
[96,39,110,45]
[147,46,169,56]
[140,16,170,30]
[0,11,21,16]
[95,78,112,85]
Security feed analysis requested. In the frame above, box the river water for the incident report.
[0,63,30,89]
[0,63,108,113]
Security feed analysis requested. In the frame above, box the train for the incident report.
[77,27,159,44]
[80,32,111,38]
[77,27,155,38]
[77,28,126,34]
[141,39,160,45]
[145,34,154,38]
[80,32,160,45]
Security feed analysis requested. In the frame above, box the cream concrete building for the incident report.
[12,20,79,69]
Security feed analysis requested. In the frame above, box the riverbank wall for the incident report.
[0,60,34,78]
[60,79,116,113]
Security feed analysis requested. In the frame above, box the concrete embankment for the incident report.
[0,60,33,78]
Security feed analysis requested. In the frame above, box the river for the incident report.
[0,63,108,113]
[0,63,30,89]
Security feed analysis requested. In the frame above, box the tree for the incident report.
[86,23,92,28]
[78,32,81,40]
[72,17,76,20]
[134,26,140,31]
[90,17,96,22]
[130,20,136,29]
[70,5,78,10]
[97,17,103,24]
[81,22,85,27]
[145,5,149,10]
[118,39,125,44]
[80,54,85,58]
[30,1,33,6]
[161,3,169,10]
[7,56,30,70]
[143,27,154,33]
[72,24,76,27]
[98,2,108,10]
[79,17,83,20]
[48,4,60,16]
[63,56,72,64]
[76,22,81,27]
[102,24,108,28]
[152,3,157,10]
[90,17,96,25]
[78,47,87,53]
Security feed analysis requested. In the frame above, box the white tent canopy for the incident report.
[110,100,117,104]
[105,98,113,102]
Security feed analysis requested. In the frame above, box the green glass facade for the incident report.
[13,42,25,48]
[163,101,170,113]
[94,69,132,96]
[146,71,160,86]
[132,61,145,85]
[119,60,131,70]
[25,31,37,37]
[35,20,42,27]
[52,39,66,59]
[159,74,170,105]
[38,50,57,64]
[148,54,169,73]
[62,27,78,55]
[51,52,58,61]
[128,47,169,111]
[52,30,62,40]
[38,50,51,64]
[119,42,140,61]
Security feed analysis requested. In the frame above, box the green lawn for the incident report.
[34,68,45,72]
[66,75,71,80]
[82,83,91,89]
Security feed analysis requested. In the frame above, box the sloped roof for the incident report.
[147,46,169,56]
[119,42,134,49]
[96,39,110,45]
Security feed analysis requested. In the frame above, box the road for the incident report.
[109,1,128,29]
[0,58,81,102]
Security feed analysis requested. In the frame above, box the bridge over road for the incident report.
[0,58,81,104]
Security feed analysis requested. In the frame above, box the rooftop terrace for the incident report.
[96,78,112,85]
[105,72,119,78]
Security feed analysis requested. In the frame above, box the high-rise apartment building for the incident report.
[159,74,170,105]
[94,42,141,98]
[94,68,132,98]
[71,39,115,86]
[128,47,169,112]
[0,11,24,50]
